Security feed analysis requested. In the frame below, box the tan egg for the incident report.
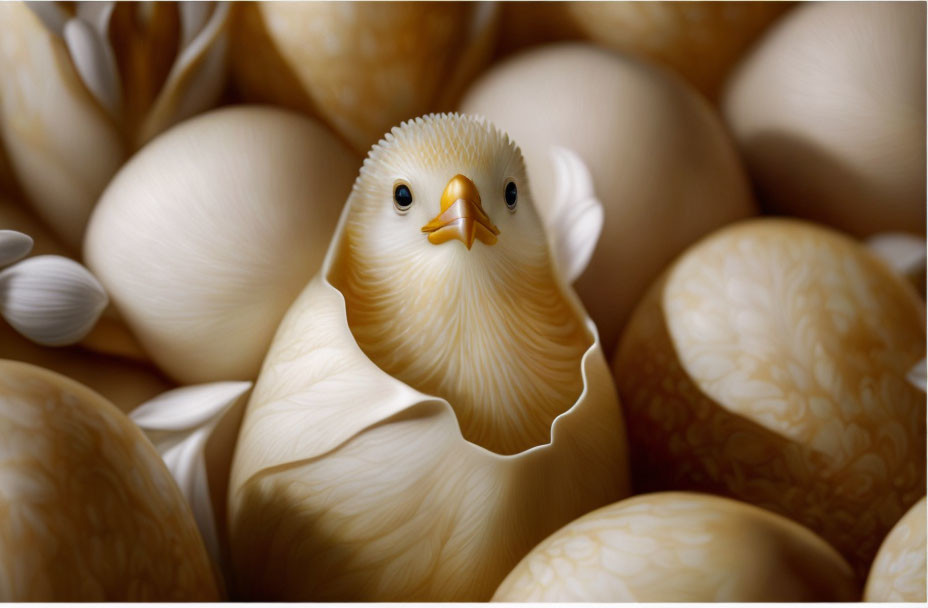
[0,1,231,249]
[84,106,360,384]
[232,1,499,154]
[459,43,756,354]
[0,360,217,600]
[565,2,792,100]
[864,497,927,602]
[614,218,926,576]
[493,492,859,602]
[722,2,926,237]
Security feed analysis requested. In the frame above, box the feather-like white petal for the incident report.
[0,255,108,346]
[24,0,68,36]
[867,233,927,277]
[75,1,116,38]
[546,145,604,284]
[906,358,926,393]
[63,17,122,119]
[131,381,252,569]
[0,230,34,268]
[179,1,214,50]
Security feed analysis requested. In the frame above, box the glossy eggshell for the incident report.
[0,360,217,600]
[83,106,360,384]
[722,1,926,237]
[613,218,926,576]
[232,1,498,154]
[459,43,756,354]
[864,497,927,602]
[492,492,859,602]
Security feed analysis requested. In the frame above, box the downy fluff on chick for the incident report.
[336,113,590,455]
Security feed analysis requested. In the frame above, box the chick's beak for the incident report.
[421,174,500,249]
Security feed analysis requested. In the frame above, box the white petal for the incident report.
[866,233,926,278]
[0,255,108,346]
[545,145,604,284]
[0,230,34,267]
[75,1,116,37]
[906,358,926,393]
[131,381,252,432]
[131,381,252,569]
[63,17,122,119]
[179,1,214,50]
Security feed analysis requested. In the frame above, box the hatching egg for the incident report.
[864,497,926,602]
[722,1,926,237]
[232,1,499,154]
[0,360,217,600]
[614,218,926,576]
[83,106,360,384]
[493,492,859,602]
[459,43,756,353]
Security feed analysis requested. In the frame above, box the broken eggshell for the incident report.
[492,492,859,602]
[459,43,757,354]
[227,122,629,600]
[0,360,218,600]
[0,1,231,249]
[613,218,926,576]
[232,1,499,154]
[84,106,360,384]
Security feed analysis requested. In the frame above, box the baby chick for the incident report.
[336,113,590,455]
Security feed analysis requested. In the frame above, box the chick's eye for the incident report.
[505,181,517,210]
[394,184,413,213]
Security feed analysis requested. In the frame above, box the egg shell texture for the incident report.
[84,106,360,384]
[232,2,497,154]
[459,43,756,354]
[492,492,859,602]
[614,218,926,576]
[0,360,217,600]
[722,1,926,237]
[864,496,927,602]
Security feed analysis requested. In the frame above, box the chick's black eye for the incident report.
[505,181,517,210]
[394,184,413,212]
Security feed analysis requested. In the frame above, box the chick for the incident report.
[335,113,590,455]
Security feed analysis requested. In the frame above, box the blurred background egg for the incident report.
[0,360,217,600]
[614,218,926,576]
[459,43,757,353]
[493,492,859,602]
[722,1,926,237]
[232,1,499,154]
[84,106,360,384]
[864,497,926,602]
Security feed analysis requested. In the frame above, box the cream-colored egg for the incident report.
[0,1,231,249]
[566,1,792,100]
[614,218,926,576]
[0,360,217,600]
[84,106,359,384]
[722,2,926,237]
[493,492,859,602]
[459,43,756,353]
[232,1,499,154]
[864,497,927,602]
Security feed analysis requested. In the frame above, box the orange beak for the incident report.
[421,174,500,250]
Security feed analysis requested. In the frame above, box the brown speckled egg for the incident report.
[722,1,926,237]
[459,43,756,354]
[614,218,926,576]
[0,360,217,600]
[864,497,927,602]
[493,492,859,602]
[232,1,498,153]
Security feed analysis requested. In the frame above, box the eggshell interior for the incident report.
[864,497,927,602]
[459,43,756,353]
[722,1,927,237]
[492,492,860,602]
[84,106,360,384]
[614,218,926,576]
[0,360,217,600]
